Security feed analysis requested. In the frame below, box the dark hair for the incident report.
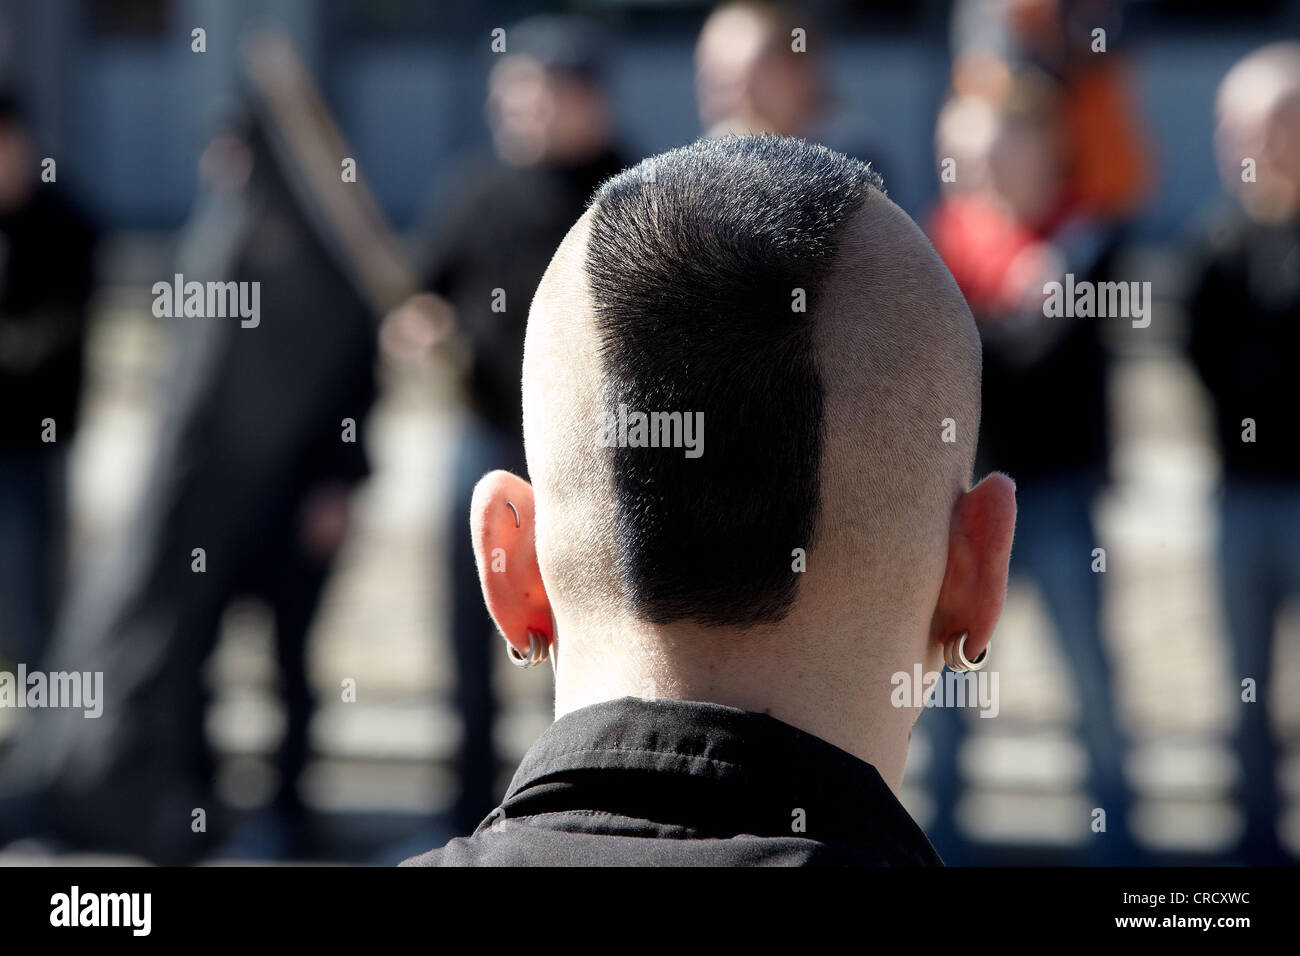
[585,135,882,627]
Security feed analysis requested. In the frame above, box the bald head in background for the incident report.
[473,136,1015,791]
[1216,41,1300,220]
[695,2,823,138]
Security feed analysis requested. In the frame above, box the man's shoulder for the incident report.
[399,837,476,867]
[397,826,936,867]
[399,846,447,867]
[399,831,515,867]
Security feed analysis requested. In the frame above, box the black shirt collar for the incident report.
[496,696,942,865]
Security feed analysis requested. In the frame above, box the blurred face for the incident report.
[487,55,609,166]
[1218,87,1300,216]
[987,118,1063,225]
[935,96,1000,196]
[1266,94,1300,190]
[749,54,820,138]
[695,9,820,136]
[1213,47,1300,219]
[0,121,34,211]
[695,9,766,129]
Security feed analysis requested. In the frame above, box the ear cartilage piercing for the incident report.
[944,631,988,672]
[506,628,549,668]
[506,500,520,528]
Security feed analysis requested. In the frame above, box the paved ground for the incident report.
[2,278,1297,864]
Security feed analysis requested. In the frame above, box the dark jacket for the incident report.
[0,189,96,452]
[402,696,942,867]
[1187,201,1300,481]
[929,197,1114,486]
[418,149,626,440]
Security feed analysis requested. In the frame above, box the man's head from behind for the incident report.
[473,136,1015,789]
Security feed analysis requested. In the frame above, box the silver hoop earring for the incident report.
[944,632,987,672]
[506,628,549,668]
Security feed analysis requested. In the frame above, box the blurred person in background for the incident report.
[694,1,893,190]
[0,87,378,863]
[949,0,1150,222]
[0,92,96,668]
[1185,42,1300,865]
[925,72,1136,863]
[695,1,823,139]
[404,14,625,840]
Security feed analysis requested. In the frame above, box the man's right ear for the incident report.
[928,473,1017,666]
[470,470,554,659]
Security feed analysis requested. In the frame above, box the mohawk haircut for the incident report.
[584,135,883,627]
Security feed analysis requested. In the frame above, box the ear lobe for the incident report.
[470,470,553,658]
[930,473,1017,663]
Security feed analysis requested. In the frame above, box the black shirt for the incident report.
[973,225,1115,485]
[0,189,96,452]
[402,696,942,867]
[419,149,626,440]
[1187,201,1300,481]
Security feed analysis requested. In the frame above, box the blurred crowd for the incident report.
[0,0,1297,865]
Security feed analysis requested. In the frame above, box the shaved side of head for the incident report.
[522,211,622,622]
[524,135,980,639]
[811,189,981,631]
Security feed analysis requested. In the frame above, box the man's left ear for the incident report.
[470,470,553,659]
